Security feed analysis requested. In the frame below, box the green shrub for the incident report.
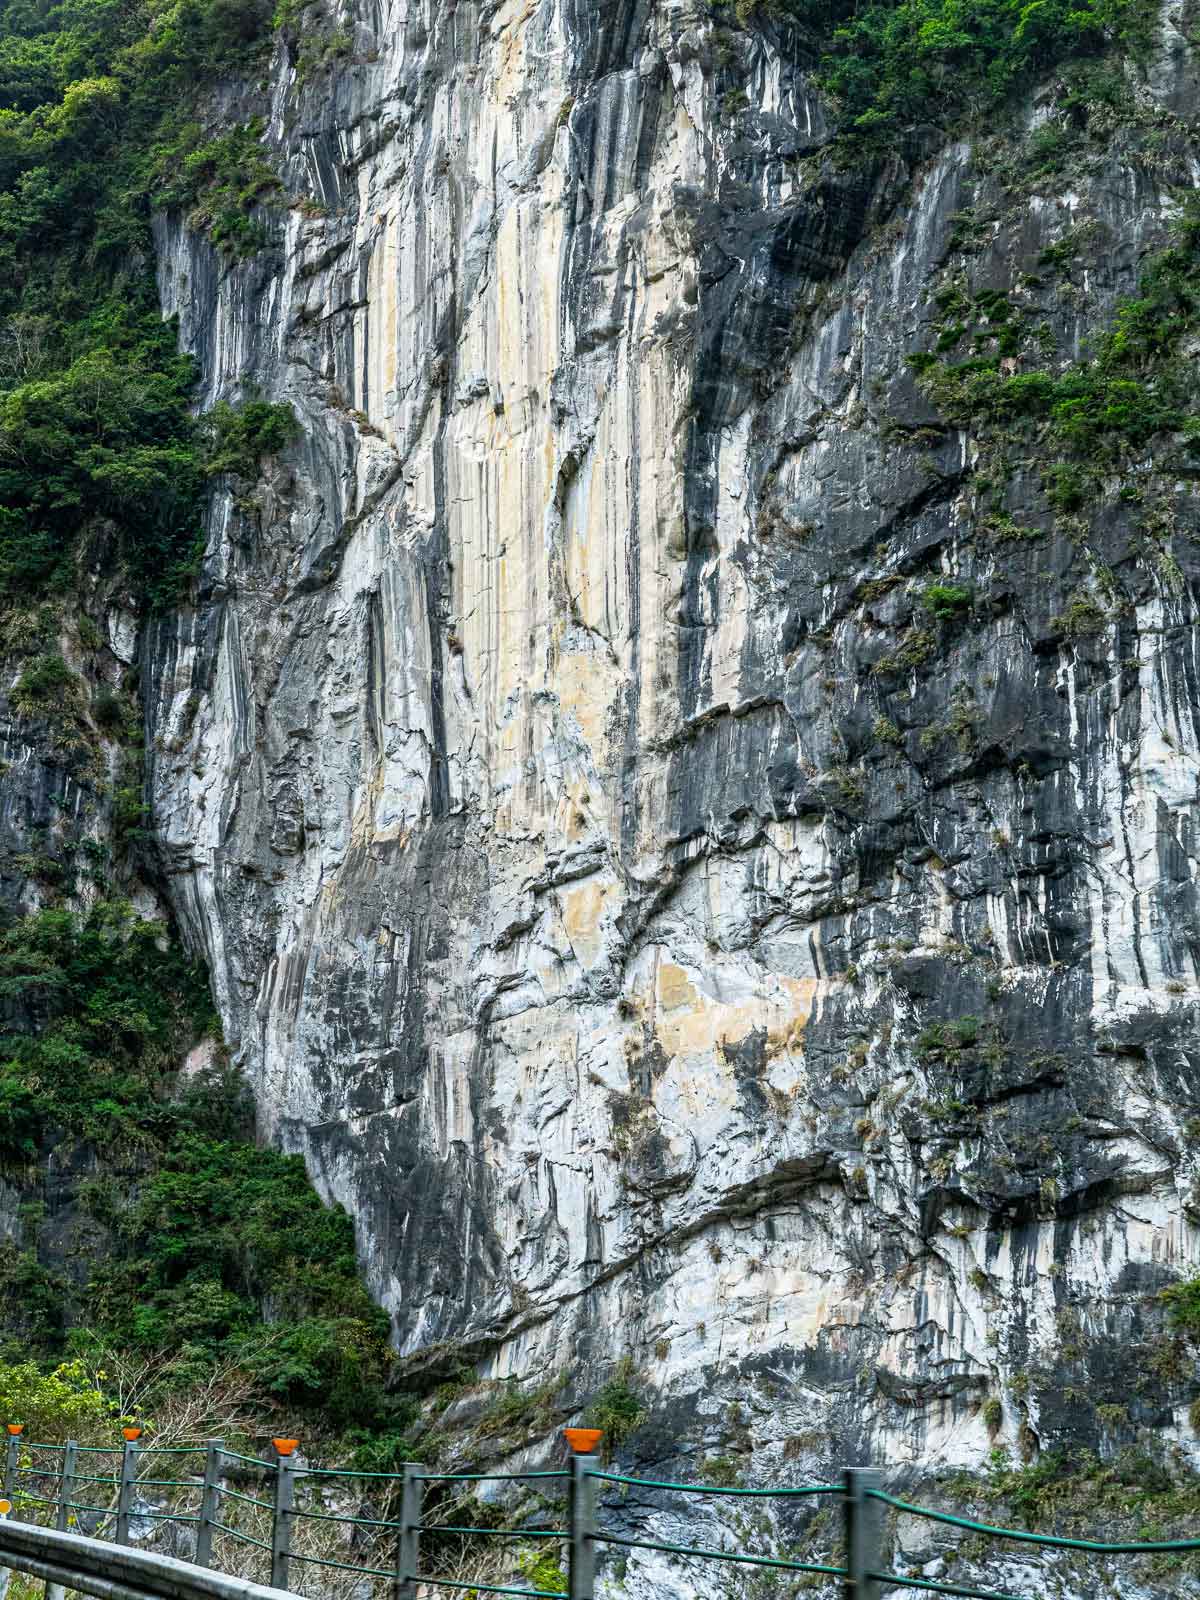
[1050,593,1107,639]
[700,1454,742,1487]
[0,901,210,1153]
[12,654,75,708]
[152,118,281,257]
[520,1550,567,1596]
[921,582,972,620]
[1042,463,1089,511]
[0,309,204,606]
[0,1359,114,1440]
[204,399,299,477]
[1162,1277,1200,1334]
[917,1016,981,1056]
[584,1361,646,1452]
[344,1399,423,1472]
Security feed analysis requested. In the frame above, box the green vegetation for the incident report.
[700,1453,743,1487]
[1162,1276,1200,1334]
[204,396,299,478]
[519,1550,568,1596]
[1049,591,1108,639]
[472,1372,568,1442]
[0,1359,114,1439]
[0,319,204,605]
[917,1016,982,1056]
[0,901,209,1153]
[584,1361,646,1453]
[947,1445,1200,1548]
[0,901,392,1431]
[11,652,76,714]
[871,625,938,676]
[921,582,973,620]
[721,0,1153,152]
[0,0,294,612]
[91,1134,390,1415]
[0,0,325,1442]
[153,117,282,257]
[911,193,1200,467]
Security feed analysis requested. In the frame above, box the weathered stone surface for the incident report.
[130,0,1200,1588]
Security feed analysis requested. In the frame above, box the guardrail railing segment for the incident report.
[1,1424,1198,1600]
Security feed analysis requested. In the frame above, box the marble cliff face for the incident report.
[130,0,1200,1571]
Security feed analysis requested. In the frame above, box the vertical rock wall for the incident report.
[146,0,1200,1521]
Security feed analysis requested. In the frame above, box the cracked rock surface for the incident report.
[140,0,1200,1586]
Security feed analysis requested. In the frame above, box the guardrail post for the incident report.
[271,1444,296,1590]
[3,1430,20,1510]
[568,1450,598,1600]
[116,1433,140,1545]
[194,1439,223,1568]
[53,1442,76,1534]
[44,1439,77,1600]
[844,1467,883,1600]
[393,1462,424,1600]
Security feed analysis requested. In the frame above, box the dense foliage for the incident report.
[0,0,290,608]
[0,902,392,1424]
[0,1358,114,1439]
[0,901,212,1154]
[724,0,1153,149]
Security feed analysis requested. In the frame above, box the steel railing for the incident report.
[0,1515,297,1600]
[5,1425,1200,1600]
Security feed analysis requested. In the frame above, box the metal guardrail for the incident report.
[5,1425,1200,1600]
[0,1516,297,1600]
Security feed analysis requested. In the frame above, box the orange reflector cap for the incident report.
[5,1426,21,1437]
[122,1428,142,1442]
[273,1438,299,1456]
[0,1499,11,1515]
[563,1427,603,1454]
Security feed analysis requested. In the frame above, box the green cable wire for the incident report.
[424,1525,569,1541]
[136,1478,199,1490]
[63,1502,115,1517]
[220,1486,274,1512]
[216,1448,270,1467]
[872,1571,1024,1600]
[212,1522,273,1551]
[594,1530,845,1578]
[417,1471,570,1483]
[287,1551,398,1578]
[140,1446,203,1455]
[868,1490,1200,1554]
[291,1505,401,1530]
[299,1465,408,1480]
[585,1470,841,1499]
[417,1575,566,1598]
[71,1446,118,1455]
[71,1474,118,1486]
[139,1511,202,1524]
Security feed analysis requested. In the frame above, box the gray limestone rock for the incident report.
[20,0,1185,1588]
